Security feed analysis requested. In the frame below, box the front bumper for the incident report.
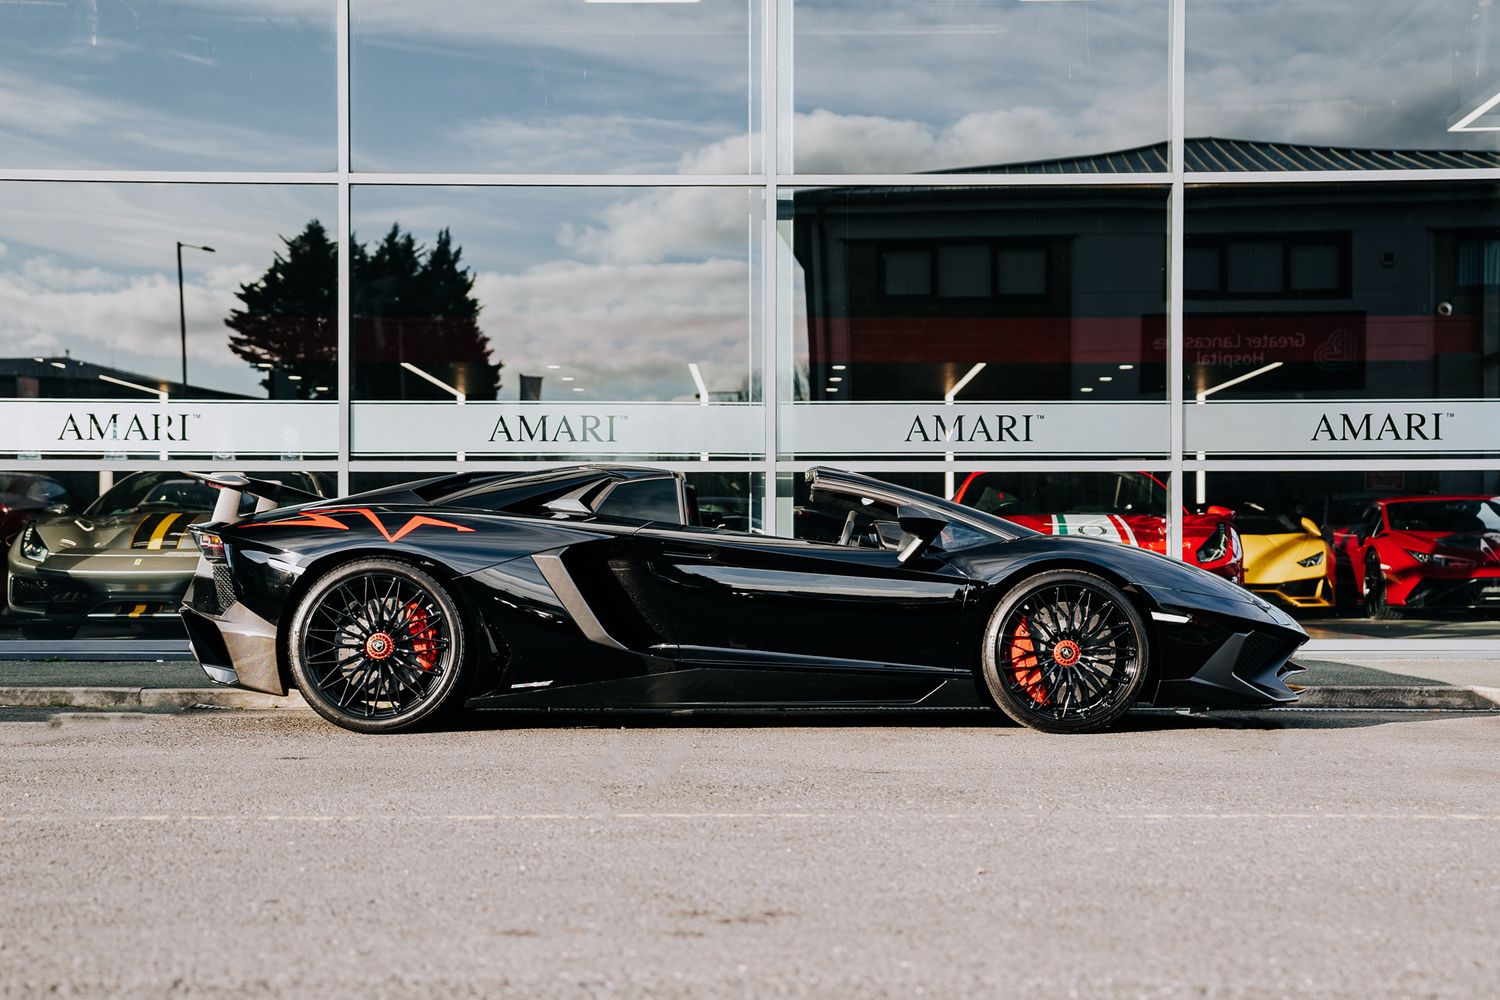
[1248,575,1333,610]
[1142,587,1308,710]
[7,548,195,623]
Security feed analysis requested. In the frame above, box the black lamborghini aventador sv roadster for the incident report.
[179,466,1308,734]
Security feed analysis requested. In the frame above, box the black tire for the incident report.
[980,569,1150,734]
[20,622,78,641]
[1364,555,1403,620]
[287,558,470,734]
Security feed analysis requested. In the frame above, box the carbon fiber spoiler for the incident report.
[186,472,323,524]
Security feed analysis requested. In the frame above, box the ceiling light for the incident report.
[288,374,303,381]
[561,376,576,382]
[1080,386,1094,393]
[546,364,561,370]
[1118,364,1134,371]
[828,376,843,383]
[50,361,66,368]
[1098,375,1112,382]
[256,362,272,369]
[314,385,329,392]
[832,364,847,371]
[944,362,987,403]
[571,386,585,392]
[826,387,839,393]
[32,356,44,363]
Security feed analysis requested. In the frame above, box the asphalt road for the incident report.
[2,707,1497,998]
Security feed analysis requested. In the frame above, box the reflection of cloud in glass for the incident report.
[0,184,335,397]
[353,187,760,402]
[352,0,758,173]
[0,3,334,169]
[791,0,1169,172]
[1187,0,1500,153]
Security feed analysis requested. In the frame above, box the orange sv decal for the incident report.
[246,508,475,543]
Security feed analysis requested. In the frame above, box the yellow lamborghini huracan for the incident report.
[1235,503,1334,610]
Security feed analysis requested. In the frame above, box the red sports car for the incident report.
[1355,495,1500,618]
[952,472,1243,581]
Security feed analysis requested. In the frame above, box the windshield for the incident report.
[86,473,221,517]
[1387,499,1500,534]
[954,471,1164,517]
[1233,502,1305,535]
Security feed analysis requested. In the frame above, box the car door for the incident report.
[636,503,973,679]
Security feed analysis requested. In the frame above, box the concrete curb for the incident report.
[1291,685,1500,711]
[2,685,1498,713]
[0,687,309,711]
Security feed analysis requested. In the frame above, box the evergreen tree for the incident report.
[225,220,502,401]
[224,220,337,399]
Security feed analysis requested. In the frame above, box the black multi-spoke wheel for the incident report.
[287,558,469,733]
[1364,554,1403,620]
[980,569,1149,733]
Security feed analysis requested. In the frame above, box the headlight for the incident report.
[19,524,48,562]
[1196,523,1229,564]
[1297,551,1324,567]
[1404,549,1430,565]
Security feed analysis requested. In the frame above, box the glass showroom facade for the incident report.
[3,0,1500,651]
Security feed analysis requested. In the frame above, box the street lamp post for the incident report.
[176,241,216,388]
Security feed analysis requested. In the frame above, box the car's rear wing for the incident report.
[185,472,323,524]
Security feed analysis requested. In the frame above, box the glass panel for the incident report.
[352,0,760,174]
[1197,468,1500,639]
[777,185,1168,461]
[1186,0,1500,166]
[789,0,1169,174]
[0,182,339,460]
[350,185,762,460]
[782,186,1168,405]
[2,468,334,639]
[0,0,335,170]
[1185,182,1500,459]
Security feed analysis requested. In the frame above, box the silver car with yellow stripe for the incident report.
[7,471,329,639]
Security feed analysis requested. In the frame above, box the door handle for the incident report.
[662,546,717,561]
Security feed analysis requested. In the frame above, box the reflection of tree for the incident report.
[225,220,337,400]
[224,221,502,400]
[354,225,501,400]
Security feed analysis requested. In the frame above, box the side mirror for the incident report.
[1300,517,1321,536]
[45,503,70,516]
[896,505,948,564]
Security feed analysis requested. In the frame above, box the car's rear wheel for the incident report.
[980,569,1149,734]
[287,558,469,734]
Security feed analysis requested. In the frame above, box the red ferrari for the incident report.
[952,472,1243,581]
[1354,495,1500,618]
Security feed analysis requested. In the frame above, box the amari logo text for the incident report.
[58,412,197,442]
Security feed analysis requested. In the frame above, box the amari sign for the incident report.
[1187,400,1497,454]
[0,401,336,457]
[780,403,1168,456]
[354,402,763,457]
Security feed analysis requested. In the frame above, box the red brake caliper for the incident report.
[404,599,439,671]
[1009,617,1050,706]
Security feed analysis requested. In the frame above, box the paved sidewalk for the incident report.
[0,656,1496,712]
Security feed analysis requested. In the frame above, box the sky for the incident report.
[2,0,1499,401]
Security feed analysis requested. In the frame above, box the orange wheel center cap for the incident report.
[1052,640,1081,667]
[365,632,395,660]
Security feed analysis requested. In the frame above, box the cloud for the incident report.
[475,258,753,401]
[449,113,745,175]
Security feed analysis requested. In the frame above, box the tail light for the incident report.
[190,526,227,563]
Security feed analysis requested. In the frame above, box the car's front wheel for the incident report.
[980,569,1150,734]
[287,558,470,734]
